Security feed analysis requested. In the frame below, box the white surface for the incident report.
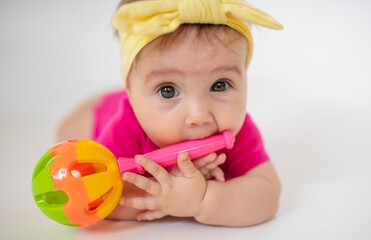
[1,0,371,239]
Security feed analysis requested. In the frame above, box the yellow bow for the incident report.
[113,0,283,85]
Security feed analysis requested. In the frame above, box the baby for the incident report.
[58,0,283,227]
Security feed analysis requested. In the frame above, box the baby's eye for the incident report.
[158,85,179,99]
[211,80,230,92]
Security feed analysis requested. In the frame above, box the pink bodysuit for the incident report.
[93,90,269,180]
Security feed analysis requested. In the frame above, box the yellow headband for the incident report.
[112,0,283,86]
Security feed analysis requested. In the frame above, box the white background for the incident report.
[1,0,370,239]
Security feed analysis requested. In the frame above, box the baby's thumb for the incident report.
[177,152,199,178]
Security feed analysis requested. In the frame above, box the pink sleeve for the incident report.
[223,114,270,180]
[93,90,126,140]
[93,90,146,158]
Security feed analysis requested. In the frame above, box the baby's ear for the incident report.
[124,77,131,94]
[125,84,131,95]
[125,85,135,106]
[125,69,134,94]
[126,88,132,100]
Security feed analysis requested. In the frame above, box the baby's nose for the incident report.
[185,101,213,127]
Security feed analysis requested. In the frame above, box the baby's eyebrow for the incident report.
[145,68,183,81]
[211,65,242,76]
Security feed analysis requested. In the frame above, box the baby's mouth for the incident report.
[182,130,220,142]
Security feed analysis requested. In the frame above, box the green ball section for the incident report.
[32,150,78,227]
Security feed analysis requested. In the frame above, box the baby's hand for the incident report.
[170,153,226,182]
[120,152,207,221]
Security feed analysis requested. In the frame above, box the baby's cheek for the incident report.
[220,111,245,136]
[146,122,182,147]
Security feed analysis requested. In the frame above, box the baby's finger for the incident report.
[177,152,200,178]
[202,172,212,180]
[214,153,227,166]
[136,155,170,184]
[137,210,166,221]
[192,153,217,169]
[209,167,225,182]
[198,154,226,174]
[169,165,182,177]
[122,172,161,196]
[120,196,159,210]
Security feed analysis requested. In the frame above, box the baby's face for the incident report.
[127,27,248,147]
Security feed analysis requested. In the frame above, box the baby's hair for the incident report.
[115,0,247,87]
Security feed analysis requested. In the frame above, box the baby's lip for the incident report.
[182,131,220,142]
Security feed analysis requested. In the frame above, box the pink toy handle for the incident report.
[117,130,235,174]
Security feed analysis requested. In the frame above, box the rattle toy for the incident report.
[32,131,234,227]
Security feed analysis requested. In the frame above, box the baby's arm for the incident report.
[195,161,280,226]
